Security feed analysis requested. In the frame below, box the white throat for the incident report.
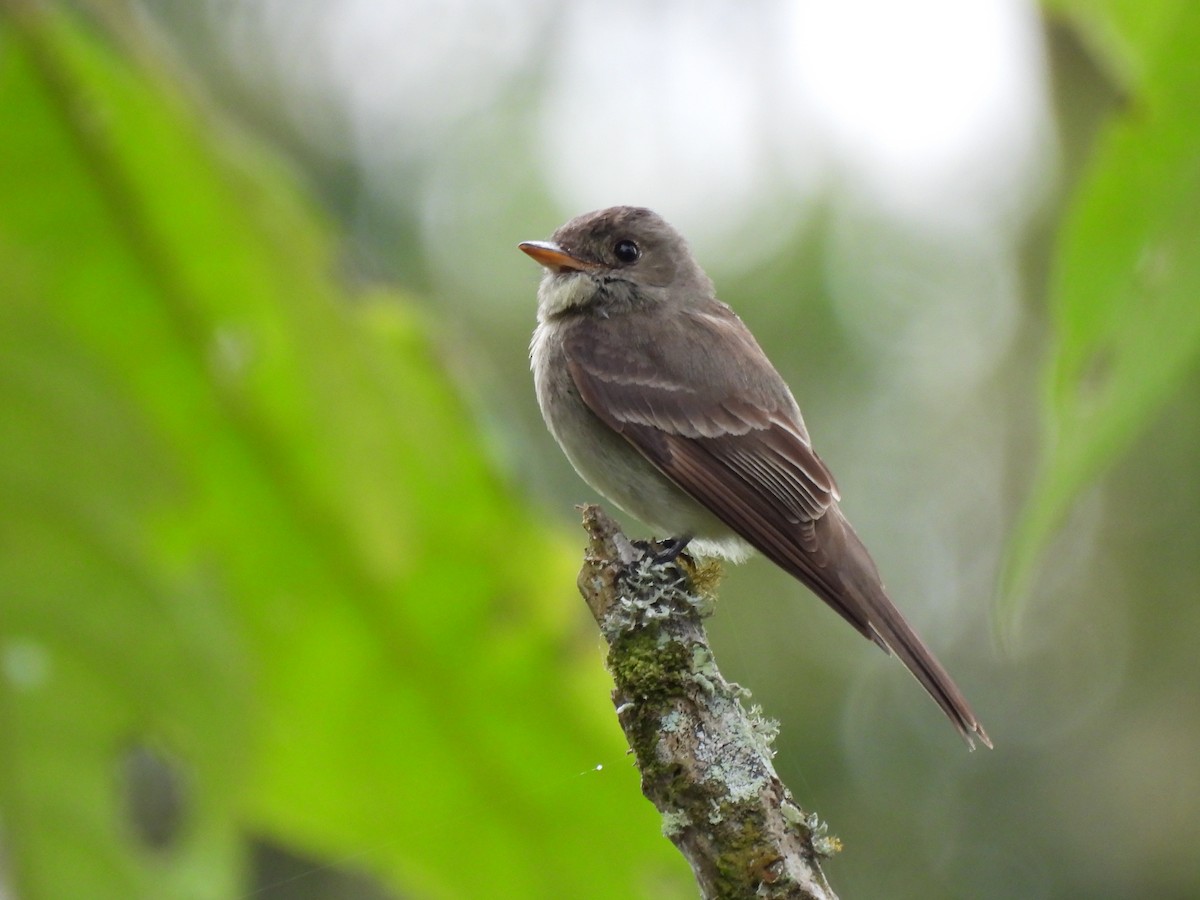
[536,271,599,321]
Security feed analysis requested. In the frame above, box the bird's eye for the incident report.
[613,239,641,264]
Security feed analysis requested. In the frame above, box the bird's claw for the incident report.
[632,536,694,566]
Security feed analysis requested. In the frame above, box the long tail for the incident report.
[791,508,992,750]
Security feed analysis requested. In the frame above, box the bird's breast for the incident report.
[530,319,753,562]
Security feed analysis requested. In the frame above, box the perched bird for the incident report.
[521,206,990,749]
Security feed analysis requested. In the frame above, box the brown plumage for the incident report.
[523,206,990,749]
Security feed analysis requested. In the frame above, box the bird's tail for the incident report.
[822,509,992,750]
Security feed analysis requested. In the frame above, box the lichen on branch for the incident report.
[576,505,840,900]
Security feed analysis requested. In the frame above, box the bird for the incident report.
[520,205,990,749]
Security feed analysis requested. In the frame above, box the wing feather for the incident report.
[562,307,873,636]
[558,304,990,747]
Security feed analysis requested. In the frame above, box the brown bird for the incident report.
[521,205,990,749]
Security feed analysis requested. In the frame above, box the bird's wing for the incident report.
[562,305,992,748]
[561,306,878,638]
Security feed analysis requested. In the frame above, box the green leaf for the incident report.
[1043,0,1186,93]
[0,5,681,898]
[999,2,1200,635]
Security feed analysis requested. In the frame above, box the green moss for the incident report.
[609,629,690,702]
[683,557,724,612]
[709,800,777,895]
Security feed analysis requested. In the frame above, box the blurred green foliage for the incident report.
[1001,0,1200,632]
[0,5,682,898]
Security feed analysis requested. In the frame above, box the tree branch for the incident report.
[576,505,841,900]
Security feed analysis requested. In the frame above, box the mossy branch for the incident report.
[576,505,840,900]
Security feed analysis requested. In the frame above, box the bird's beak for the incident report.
[518,240,596,273]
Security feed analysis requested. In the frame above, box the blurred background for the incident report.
[2,0,1198,898]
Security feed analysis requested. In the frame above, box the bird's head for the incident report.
[520,206,713,319]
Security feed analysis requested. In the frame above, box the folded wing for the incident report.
[561,305,990,747]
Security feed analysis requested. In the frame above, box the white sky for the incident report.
[228,0,1054,253]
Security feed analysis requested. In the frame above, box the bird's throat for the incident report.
[537,271,599,320]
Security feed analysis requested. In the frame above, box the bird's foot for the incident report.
[632,535,694,567]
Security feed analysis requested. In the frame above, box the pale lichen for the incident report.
[661,809,690,839]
